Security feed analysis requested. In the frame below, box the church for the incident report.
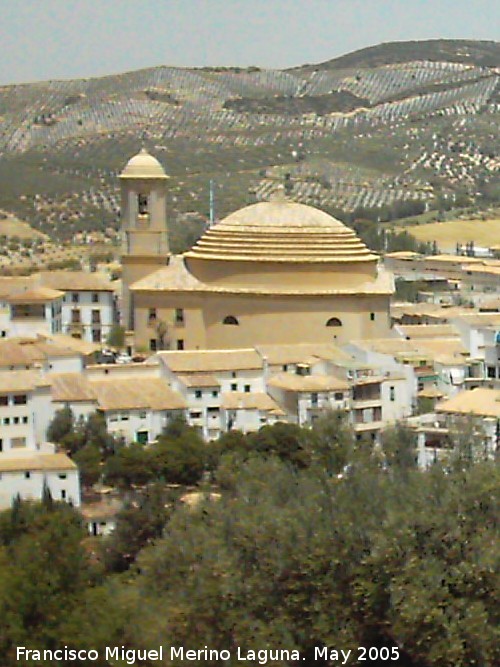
[120,149,394,351]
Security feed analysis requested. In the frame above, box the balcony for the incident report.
[351,398,382,410]
[353,421,384,432]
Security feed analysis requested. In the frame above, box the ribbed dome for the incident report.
[185,200,377,263]
[120,148,168,179]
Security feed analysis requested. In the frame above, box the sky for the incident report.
[0,0,498,85]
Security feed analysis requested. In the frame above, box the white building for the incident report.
[0,370,80,509]
[0,335,94,373]
[50,365,186,444]
[151,349,279,439]
[414,387,500,467]
[5,288,63,338]
[0,449,80,509]
[37,271,116,344]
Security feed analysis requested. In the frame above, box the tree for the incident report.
[47,405,74,444]
[307,409,355,475]
[0,500,95,664]
[380,422,418,472]
[154,425,207,485]
[248,422,312,469]
[106,324,125,349]
[102,484,174,573]
[73,444,102,488]
[104,443,157,489]
[124,458,499,667]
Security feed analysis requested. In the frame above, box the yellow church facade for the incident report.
[119,150,394,352]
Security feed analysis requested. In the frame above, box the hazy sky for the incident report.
[1,0,498,85]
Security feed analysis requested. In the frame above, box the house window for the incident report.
[326,317,342,327]
[0,395,8,405]
[282,364,288,371]
[148,308,157,323]
[0,439,2,452]
[334,392,344,401]
[3,417,9,425]
[222,315,239,325]
[139,411,147,419]
[92,292,99,303]
[244,384,251,393]
[212,390,219,397]
[390,386,395,402]
[231,383,237,391]
[195,390,203,399]
[13,417,19,424]
[487,366,496,379]
[149,339,157,352]
[58,473,67,480]
[175,308,184,324]
[92,329,101,343]
[177,339,184,350]
[22,416,28,424]
[370,312,375,321]
[24,471,31,479]
[71,293,79,303]
[71,309,81,324]
[121,413,129,421]
[189,411,202,419]
[61,489,66,500]
[13,395,27,405]
[311,392,318,406]
[91,309,101,324]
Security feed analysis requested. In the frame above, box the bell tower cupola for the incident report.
[119,148,170,330]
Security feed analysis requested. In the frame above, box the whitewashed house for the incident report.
[152,349,270,439]
[37,271,116,344]
[5,288,63,338]
[0,370,80,509]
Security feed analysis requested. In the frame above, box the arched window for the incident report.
[326,317,342,327]
[223,315,239,325]
[138,193,149,215]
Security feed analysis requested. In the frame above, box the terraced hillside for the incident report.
[0,39,498,251]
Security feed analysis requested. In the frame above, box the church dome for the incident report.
[120,148,168,179]
[184,197,377,263]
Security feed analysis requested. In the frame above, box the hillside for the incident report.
[0,39,498,253]
[294,39,500,71]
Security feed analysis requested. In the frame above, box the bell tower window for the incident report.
[138,193,149,215]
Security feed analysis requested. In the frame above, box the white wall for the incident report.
[61,290,115,343]
[0,467,80,510]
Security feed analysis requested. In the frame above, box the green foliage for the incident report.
[73,443,102,488]
[247,422,312,469]
[380,422,418,472]
[127,459,499,666]
[102,484,174,573]
[0,500,96,665]
[307,410,355,474]
[46,405,74,444]
[0,418,497,667]
[104,443,156,489]
[154,422,207,485]
[106,324,125,349]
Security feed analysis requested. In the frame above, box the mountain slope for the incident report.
[0,39,498,251]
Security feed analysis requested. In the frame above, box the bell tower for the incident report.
[119,148,170,331]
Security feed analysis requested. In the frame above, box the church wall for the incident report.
[133,292,207,351]
[132,290,391,350]
[203,293,390,348]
